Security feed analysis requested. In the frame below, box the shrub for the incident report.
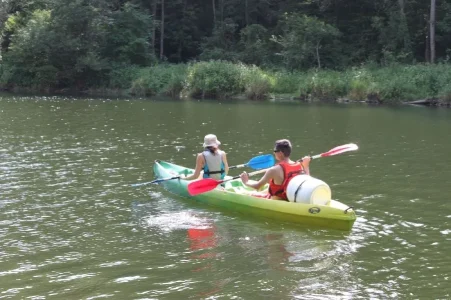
[242,67,271,100]
[269,71,301,94]
[130,64,187,97]
[183,60,244,99]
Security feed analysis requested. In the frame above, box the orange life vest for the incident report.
[268,161,304,200]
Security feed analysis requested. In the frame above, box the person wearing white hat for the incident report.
[183,134,229,180]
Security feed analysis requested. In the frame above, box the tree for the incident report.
[238,24,271,66]
[430,0,436,63]
[273,13,341,70]
[212,0,216,24]
[160,0,164,60]
[102,3,153,65]
[163,0,201,62]
[199,18,239,61]
[0,0,13,59]
[151,0,157,54]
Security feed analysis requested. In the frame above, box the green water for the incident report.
[0,95,450,299]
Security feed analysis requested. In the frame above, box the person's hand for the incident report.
[240,171,249,184]
[301,156,312,166]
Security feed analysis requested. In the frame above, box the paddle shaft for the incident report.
[228,163,247,170]
[131,175,181,186]
[311,154,321,159]
[240,156,316,180]
[220,168,268,184]
[224,155,316,183]
[238,143,358,179]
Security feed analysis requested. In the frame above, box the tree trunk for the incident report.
[151,0,157,54]
[0,1,12,61]
[430,0,436,63]
[398,0,405,15]
[212,0,216,24]
[221,0,224,23]
[425,31,430,62]
[177,0,187,62]
[316,41,321,69]
[398,0,410,52]
[160,0,165,60]
[245,0,249,26]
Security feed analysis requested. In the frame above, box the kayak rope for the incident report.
[293,179,309,202]
[344,206,354,214]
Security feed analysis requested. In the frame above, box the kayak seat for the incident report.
[177,169,193,176]
[223,180,268,194]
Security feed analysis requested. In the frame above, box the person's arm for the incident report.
[301,156,311,175]
[184,154,204,180]
[222,152,229,176]
[240,167,276,190]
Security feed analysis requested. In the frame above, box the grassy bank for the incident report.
[2,61,451,106]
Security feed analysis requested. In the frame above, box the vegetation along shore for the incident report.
[0,0,449,106]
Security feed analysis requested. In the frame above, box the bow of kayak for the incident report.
[152,160,356,231]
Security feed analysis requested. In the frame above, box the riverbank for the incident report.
[2,61,451,107]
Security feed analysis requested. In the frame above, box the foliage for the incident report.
[130,64,187,97]
[1,0,451,105]
[184,60,244,99]
[199,19,240,62]
[268,71,302,94]
[272,13,342,70]
[241,66,271,100]
[237,24,272,66]
[1,9,53,88]
[302,71,349,101]
[1,0,154,90]
[102,3,154,66]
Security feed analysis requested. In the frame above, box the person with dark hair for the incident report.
[184,134,229,180]
[240,139,311,200]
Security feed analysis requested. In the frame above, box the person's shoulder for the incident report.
[268,164,282,173]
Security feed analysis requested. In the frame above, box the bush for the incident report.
[242,67,271,100]
[269,71,302,94]
[130,64,187,97]
[183,60,244,99]
[347,69,373,101]
[107,65,141,89]
[303,71,349,101]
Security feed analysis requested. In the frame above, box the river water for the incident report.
[0,95,450,299]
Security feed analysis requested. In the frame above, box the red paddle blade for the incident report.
[320,143,358,157]
[187,178,222,196]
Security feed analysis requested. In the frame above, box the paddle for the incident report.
[228,154,275,170]
[187,143,359,196]
[131,154,275,187]
[131,175,181,187]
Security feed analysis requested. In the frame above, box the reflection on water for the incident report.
[0,96,450,298]
[261,233,293,271]
[187,222,223,297]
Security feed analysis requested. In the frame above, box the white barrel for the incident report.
[286,175,331,205]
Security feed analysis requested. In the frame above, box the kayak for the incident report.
[153,160,356,231]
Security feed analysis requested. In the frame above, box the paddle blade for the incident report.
[247,154,275,169]
[319,143,359,157]
[188,178,221,196]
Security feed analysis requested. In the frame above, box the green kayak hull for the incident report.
[153,160,356,231]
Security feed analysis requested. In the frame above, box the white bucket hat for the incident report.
[203,134,221,148]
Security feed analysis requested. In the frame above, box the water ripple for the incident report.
[1,97,450,299]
